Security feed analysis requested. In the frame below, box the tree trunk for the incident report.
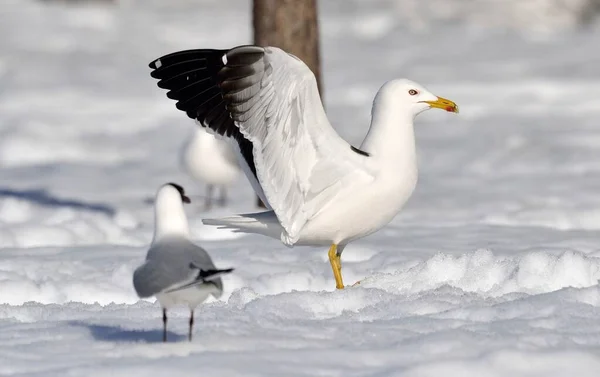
[253,0,322,93]
[252,0,322,208]
[40,0,115,3]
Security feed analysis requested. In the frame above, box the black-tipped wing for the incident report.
[149,45,374,244]
[149,48,258,180]
[133,240,227,299]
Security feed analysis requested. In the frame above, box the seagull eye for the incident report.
[408,89,418,96]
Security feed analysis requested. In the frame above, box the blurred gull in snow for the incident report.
[132,183,233,342]
[180,127,240,209]
[149,45,459,291]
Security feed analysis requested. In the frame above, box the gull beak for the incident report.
[422,96,459,113]
[182,195,191,204]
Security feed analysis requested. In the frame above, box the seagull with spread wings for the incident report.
[149,45,459,290]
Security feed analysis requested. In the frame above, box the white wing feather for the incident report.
[232,47,375,244]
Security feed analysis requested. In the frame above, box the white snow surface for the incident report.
[1,0,600,375]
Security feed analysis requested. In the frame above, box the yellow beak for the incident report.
[422,96,459,113]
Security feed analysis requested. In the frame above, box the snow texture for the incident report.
[1,0,600,376]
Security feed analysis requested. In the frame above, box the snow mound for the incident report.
[220,250,600,322]
[361,249,600,297]
[5,247,598,314]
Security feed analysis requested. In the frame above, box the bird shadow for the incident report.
[0,187,115,216]
[69,321,186,343]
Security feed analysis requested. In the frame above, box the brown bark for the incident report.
[252,0,322,208]
[253,0,322,94]
[39,0,115,2]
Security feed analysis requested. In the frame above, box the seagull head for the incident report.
[158,182,191,205]
[384,79,459,117]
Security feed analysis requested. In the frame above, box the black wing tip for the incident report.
[150,69,161,79]
[148,45,264,72]
[189,264,235,276]
[166,90,178,100]
[350,145,370,157]
[175,100,189,112]
[148,48,231,71]
[148,58,160,70]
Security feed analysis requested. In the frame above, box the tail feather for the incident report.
[164,267,234,294]
[202,211,282,239]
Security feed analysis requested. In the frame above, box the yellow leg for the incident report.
[328,244,344,289]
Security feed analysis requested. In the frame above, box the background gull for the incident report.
[180,127,240,209]
[149,45,458,290]
[133,182,234,342]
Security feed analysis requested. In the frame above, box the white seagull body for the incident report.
[132,183,233,341]
[181,127,240,208]
[149,45,458,289]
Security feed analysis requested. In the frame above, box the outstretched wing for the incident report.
[150,46,374,244]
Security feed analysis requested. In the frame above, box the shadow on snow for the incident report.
[69,321,186,343]
[0,187,115,216]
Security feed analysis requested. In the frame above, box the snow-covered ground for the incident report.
[1,0,600,375]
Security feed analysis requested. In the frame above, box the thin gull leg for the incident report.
[205,184,214,210]
[188,310,194,342]
[162,308,167,343]
[328,244,344,289]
